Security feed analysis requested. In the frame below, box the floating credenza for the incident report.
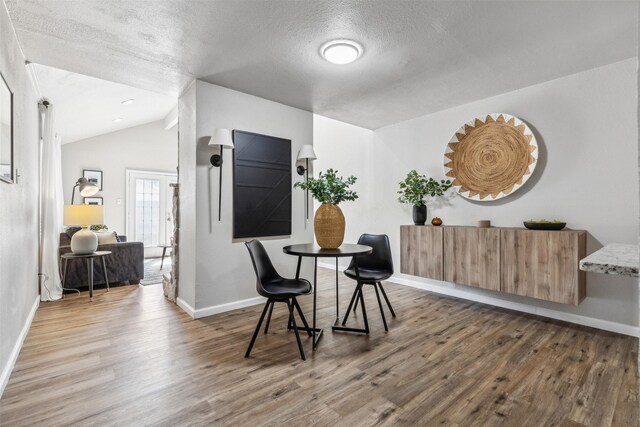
[400,225,586,305]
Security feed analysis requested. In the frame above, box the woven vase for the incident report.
[314,203,345,249]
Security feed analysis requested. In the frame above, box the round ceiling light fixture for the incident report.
[321,40,362,65]
[121,99,135,105]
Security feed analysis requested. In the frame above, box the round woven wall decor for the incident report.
[443,113,538,201]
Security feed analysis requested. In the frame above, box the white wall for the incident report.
[177,82,197,309]
[177,81,314,314]
[313,115,375,240]
[0,4,40,395]
[61,120,177,235]
[315,58,639,334]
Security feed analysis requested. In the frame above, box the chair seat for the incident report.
[262,278,312,298]
[344,267,392,283]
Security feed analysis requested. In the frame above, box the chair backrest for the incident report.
[347,234,394,275]
[245,240,281,296]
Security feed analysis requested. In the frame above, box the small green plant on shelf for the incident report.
[90,224,109,232]
[294,168,358,205]
[398,170,452,206]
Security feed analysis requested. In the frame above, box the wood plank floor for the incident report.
[0,268,637,426]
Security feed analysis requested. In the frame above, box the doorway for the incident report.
[126,170,177,258]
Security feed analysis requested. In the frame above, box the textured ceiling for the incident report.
[32,64,175,143]
[6,0,638,129]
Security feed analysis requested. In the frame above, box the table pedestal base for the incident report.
[332,318,369,334]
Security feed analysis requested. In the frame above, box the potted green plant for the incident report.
[398,170,452,225]
[294,168,358,248]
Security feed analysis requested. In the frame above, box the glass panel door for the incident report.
[135,178,161,246]
[127,170,177,258]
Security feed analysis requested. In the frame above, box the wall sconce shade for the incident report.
[208,128,235,221]
[209,128,234,166]
[71,177,99,204]
[296,145,317,176]
[297,145,317,160]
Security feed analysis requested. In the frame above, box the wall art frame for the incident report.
[84,197,103,205]
[83,169,103,191]
[0,70,14,184]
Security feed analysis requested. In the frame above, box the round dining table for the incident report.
[282,243,372,350]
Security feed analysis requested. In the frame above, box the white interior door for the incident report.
[126,170,177,258]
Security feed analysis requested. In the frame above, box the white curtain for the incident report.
[39,103,64,301]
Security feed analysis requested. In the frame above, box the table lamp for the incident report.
[64,205,104,254]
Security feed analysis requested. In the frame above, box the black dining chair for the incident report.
[244,240,313,360]
[342,234,396,331]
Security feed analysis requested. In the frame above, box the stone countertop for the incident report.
[579,243,639,278]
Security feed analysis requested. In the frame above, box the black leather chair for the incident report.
[244,240,312,360]
[342,234,396,331]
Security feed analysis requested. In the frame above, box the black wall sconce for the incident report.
[208,128,234,221]
[296,144,317,219]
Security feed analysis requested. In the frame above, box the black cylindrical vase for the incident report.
[412,205,427,226]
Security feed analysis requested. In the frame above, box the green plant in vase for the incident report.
[294,168,358,248]
[398,170,451,225]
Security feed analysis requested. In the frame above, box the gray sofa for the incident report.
[59,229,144,290]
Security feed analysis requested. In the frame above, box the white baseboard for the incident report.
[1,295,39,399]
[193,296,267,319]
[176,297,195,319]
[177,295,267,319]
[317,262,639,337]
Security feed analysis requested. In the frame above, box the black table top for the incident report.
[61,251,112,259]
[283,243,372,258]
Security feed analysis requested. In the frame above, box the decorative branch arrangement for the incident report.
[398,170,452,207]
[294,168,358,205]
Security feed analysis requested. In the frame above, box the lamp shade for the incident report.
[297,144,317,160]
[77,177,99,197]
[64,205,104,226]
[208,128,234,149]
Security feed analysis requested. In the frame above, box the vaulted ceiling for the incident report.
[5,0,637,129]
[32,64,175,144]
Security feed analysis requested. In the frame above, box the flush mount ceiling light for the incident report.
[112,118,123,123]
[321,40,362,65]
[121,99,135,105]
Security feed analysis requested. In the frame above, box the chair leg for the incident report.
[378,282,396,318]
[263,300,275,334]
[358,284,370,334]
[287,300,306,360]
[245,300,271,358]
[373,283,388,332]
[353,291,358,313]
[342,285,361,326]
[293,298,312,337]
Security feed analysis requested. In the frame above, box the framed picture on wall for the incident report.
[84,197,103,205]
[0,70,14,184]
[83,169,103,190]
[232,130,292,238]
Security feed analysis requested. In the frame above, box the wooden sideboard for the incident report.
[400,225,587,305]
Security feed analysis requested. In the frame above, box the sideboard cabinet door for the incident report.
[501,229,586,305]
[444,227,500,291]
[400,225,443,280]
